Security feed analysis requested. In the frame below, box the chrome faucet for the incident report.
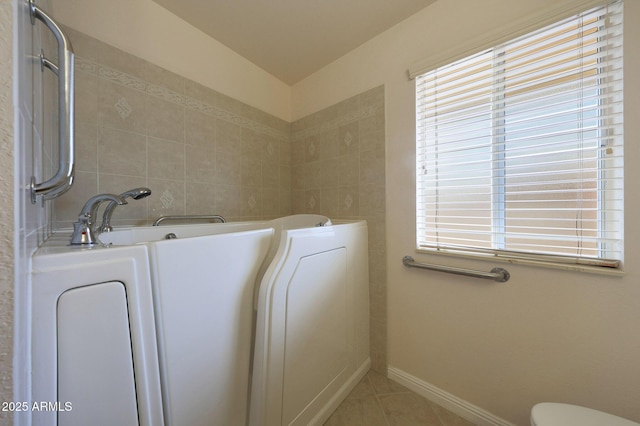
[70,194,127,245]
[98,187,152,233]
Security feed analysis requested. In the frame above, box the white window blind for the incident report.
[416,1,623,268]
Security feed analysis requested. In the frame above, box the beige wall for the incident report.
[51,0,291,122]
[0,1,14,424]
[292,0,640,425]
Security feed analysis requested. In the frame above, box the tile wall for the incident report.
[55,28,387,372]
[291,86,387,372]
[55,27,292,228]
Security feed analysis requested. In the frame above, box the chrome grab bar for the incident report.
[29,0,75,203]
[402,256,510,282]
[152,215,227,226]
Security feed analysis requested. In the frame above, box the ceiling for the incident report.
[152,0,436,85]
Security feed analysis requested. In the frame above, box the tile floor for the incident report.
[324,370,476,426]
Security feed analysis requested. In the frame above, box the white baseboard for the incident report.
[387,366,518,426]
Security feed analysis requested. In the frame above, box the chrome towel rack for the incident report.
[402,256,510,282]
[152,214,227,226]
[29,0,75,203]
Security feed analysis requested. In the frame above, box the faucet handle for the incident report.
[70,220,97,245]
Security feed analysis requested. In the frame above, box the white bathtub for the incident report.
[250,220,370,426]
[30,215,369,426]
[135,214,336,425]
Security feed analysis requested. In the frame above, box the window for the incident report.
[415,1,623,268]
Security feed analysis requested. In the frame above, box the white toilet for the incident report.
[531,403,639,426]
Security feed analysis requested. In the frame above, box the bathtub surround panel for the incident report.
[250,220,370,425]
[150,228,273,425]
[291,86,387,372]
[55,27,292,228]
[31,239,165,425]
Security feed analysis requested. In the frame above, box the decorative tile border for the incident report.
[76,55,290,142]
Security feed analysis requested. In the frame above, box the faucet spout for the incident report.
[70,194,127,245]
[98,187,152,233]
